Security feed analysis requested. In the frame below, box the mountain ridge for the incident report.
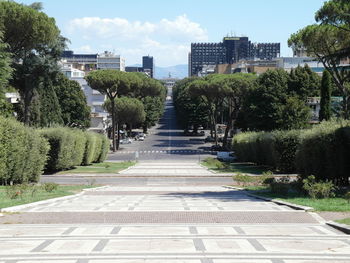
[127,64,188,79]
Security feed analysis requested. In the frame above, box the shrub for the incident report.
[96,134,110,163]
[42,182,58,192]
[233,173,252,186]
[302,175,336,199]
[296,120,350,184]
[92,134,103,163]
[344,192,350,204]
[82,132,97,165]
[70,129,87,166]
[0,116,49,184]
[272,130,302,173]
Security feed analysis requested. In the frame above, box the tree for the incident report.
[173,78,209,133]
[289,0,350,118]
[240,69,290,131]
[0,31,13,116]
[319,70,333,121]
[54,74,90,128]
[316,0,350,33]
[0,1,65,125]
[85,70,131,151]
[277,96,311,130]
[288,64,320,100]
[220,73,257,148]
[105,97,145,135]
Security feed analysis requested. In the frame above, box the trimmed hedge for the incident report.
[0,116,49,184]
[0,117,110,183]
[233,120,350,185]
[41,127,110,172]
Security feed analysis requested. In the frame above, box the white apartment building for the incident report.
[97,51,125,71]
[60,63,108,133]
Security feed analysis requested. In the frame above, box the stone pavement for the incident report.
[118,162,218,176]
[1,162,350,262]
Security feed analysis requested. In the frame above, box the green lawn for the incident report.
[202,159,271,175]
[57,161,135,174]
[0,185,96,209]
[249,188,350,212]
[336,218,350,225]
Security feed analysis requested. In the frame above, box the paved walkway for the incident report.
[0,162,350,262]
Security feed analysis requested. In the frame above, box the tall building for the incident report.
[190,43,226,76]
[97,51,125,71]
[142,56,154,78]
[189,36,280,76]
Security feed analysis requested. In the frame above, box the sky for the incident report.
[20,0,326,67]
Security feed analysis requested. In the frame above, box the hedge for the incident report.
[233,120,350,185]
[0,117,110,183]
[0,116,49,184]
[41,127,110,172]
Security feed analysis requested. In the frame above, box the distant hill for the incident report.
[126,64,188,79]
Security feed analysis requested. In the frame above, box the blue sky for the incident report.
[21,0,326,67]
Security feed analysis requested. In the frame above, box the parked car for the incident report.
[138,135,145,141]
[119,138,132,144]
[217,151,236,162]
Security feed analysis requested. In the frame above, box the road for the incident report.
[107,87,215,162]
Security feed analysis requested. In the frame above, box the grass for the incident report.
[248,186,350,212]
[336,218,350,225]
[0,185,96,209]
[202,158,271,175]
[57,161,135,174]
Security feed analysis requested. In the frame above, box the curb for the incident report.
[224,186,313,211]
[326,221,350,234]
[0,185,107,213]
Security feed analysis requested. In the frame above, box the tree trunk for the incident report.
[111,100,116,152]
[117,122,120,150]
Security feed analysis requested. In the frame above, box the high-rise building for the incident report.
[189,36,280,76]
[142,56,154,78]
[61,51,97,72]
[250,43,280,60]
[97,51,125,71]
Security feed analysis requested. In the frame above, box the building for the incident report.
[97,51,125,71]
[60,63,108,133]
[190,43,226,76]
[61,51,97,72]
[276,57,325,75]
[250,43,280,60]
[125,66,144,73]
[189,36,280,76]
[142,56,154,78]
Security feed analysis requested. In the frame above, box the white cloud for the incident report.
[66,14,207,66]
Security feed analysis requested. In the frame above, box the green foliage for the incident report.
[288,65,320,99]
[344,192,350,204]
[0,116,49,184]
[54,74,90,128]
[82,132,97,165]
[302,175,336,199]
[239,69,311,131]
[42,182,58,193]
[273,130,302,173]
[319,70,332,121]
[40,127,109,171]
[296,120,350,185]
[233,120,350,185]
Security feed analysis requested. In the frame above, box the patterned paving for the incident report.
[1,165,350,262]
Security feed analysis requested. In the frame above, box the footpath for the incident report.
[0,161,349,262]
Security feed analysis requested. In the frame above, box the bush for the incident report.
[233,120,350,186]
[272,130,301,173]
[92,134,103,163]
[96,134,110,163]
[302,175,336,199]
[40,127,79,171]
[296,120,350,184]
[0,116,49,184]
[42,182,58,192]
[269,177,291,196]
[82,132,97,165]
